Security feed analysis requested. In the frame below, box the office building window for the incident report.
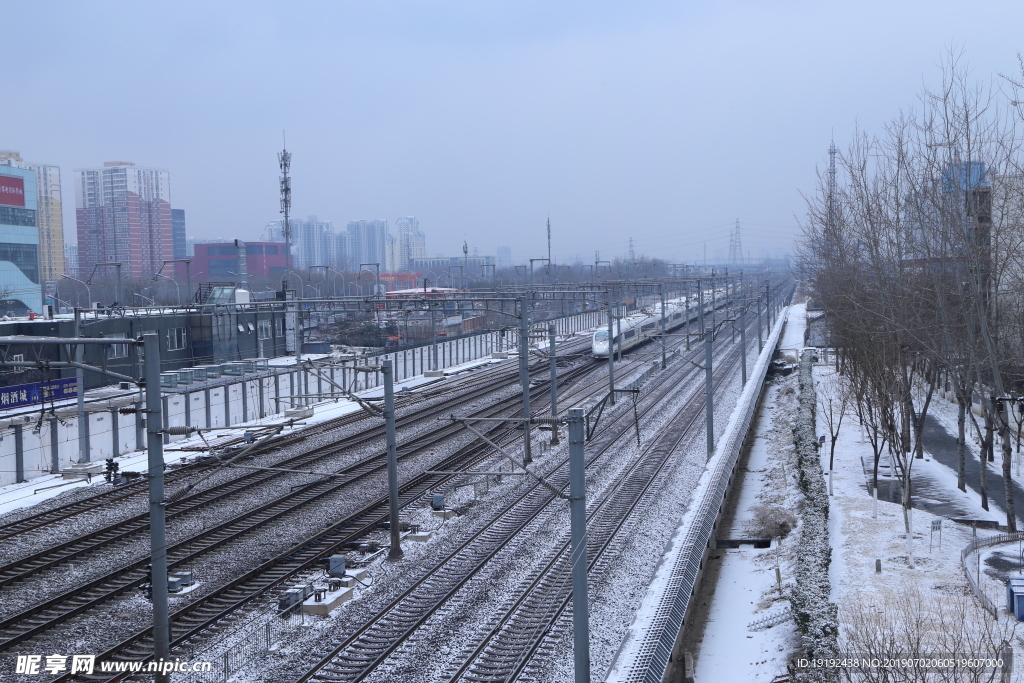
[167,327,187,351]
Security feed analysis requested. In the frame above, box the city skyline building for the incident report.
[75,161,172,282]
[0,165,41,314]
[262,214,428,276]
[392,216,426,271]
[0,150,65,284]
[63,243,78,278]
[294,215,334,270]
[172,208,186,259]
[346,219,389,274]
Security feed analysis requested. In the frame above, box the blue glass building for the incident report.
[0,166,42,314]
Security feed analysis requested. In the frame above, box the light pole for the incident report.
[360,263,380,296]
[529,258,549,286]
[152,273,181,305]
[87,261,123,307]
[449,265,464,290]
[60,274,91,308]
[156,259,192,305]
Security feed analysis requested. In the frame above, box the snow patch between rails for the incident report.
[605,305,790,683]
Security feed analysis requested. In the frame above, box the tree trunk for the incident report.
[981,410,991,511]
[1001,425,1017,532]
[957,398,967,492]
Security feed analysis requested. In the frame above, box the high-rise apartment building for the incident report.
[263,214,426,277]
[64,243,79,278]
[75,161,172,280]
[171,208,186,259]
[294,215,334,270]
[392,216,426,271]
[347,219,389,273]
[497,246,512,268]
[0,166,42,314]
[0,151,65,283]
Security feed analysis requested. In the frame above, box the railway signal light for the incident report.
[104,458,119,482]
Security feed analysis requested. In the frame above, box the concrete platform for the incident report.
[302,586,353,615]
[432,509,456,520]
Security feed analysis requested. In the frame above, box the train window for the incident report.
[642,323,655,332]
[595,331,608,341]
[613,336,621,344]
[624,329,636,339]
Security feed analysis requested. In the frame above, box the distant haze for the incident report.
[5,1,1024,263]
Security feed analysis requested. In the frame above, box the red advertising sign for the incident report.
[0,175,25,207]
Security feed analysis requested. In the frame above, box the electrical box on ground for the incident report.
[328,555,347,577]
[431,494,445,511]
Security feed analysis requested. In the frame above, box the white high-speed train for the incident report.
[592,297,691,358]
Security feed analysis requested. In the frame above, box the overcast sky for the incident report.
[5,1,1024,265]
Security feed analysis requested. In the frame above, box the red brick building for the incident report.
[75,162,172,280]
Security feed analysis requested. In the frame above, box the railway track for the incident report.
[0,347,546,545]
[0,346,593,592]
[286,315,750,683]
[450,326,750,682]
[2,307,710,681]
[0,343,607,652]
[43,342,636,682]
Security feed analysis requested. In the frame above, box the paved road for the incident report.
[918,413,1024,526]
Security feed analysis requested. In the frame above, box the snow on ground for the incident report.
[693,299,1021,682]
[779,301,806,349]
[691,377,801,681]
[814,357,1022,678]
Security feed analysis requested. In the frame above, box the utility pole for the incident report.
[659,283,667,369]
[685,280,691,351]
[567,408,590,683]
[383,359,402,560]
[697,279,704,337]
[430,301,439,372]
[547,216,552,269]
[756,292,763,352]
[705,327,714,460]
[74,308,89,464]
[549,324,559,445]
[740,306,747,385]
[519,295,533,464]
[765,280,772,332]
[143,332,171,683]
[607,293,616,405]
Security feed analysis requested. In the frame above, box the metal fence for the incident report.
[961,531,1024,618]
[175,608,308,683]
